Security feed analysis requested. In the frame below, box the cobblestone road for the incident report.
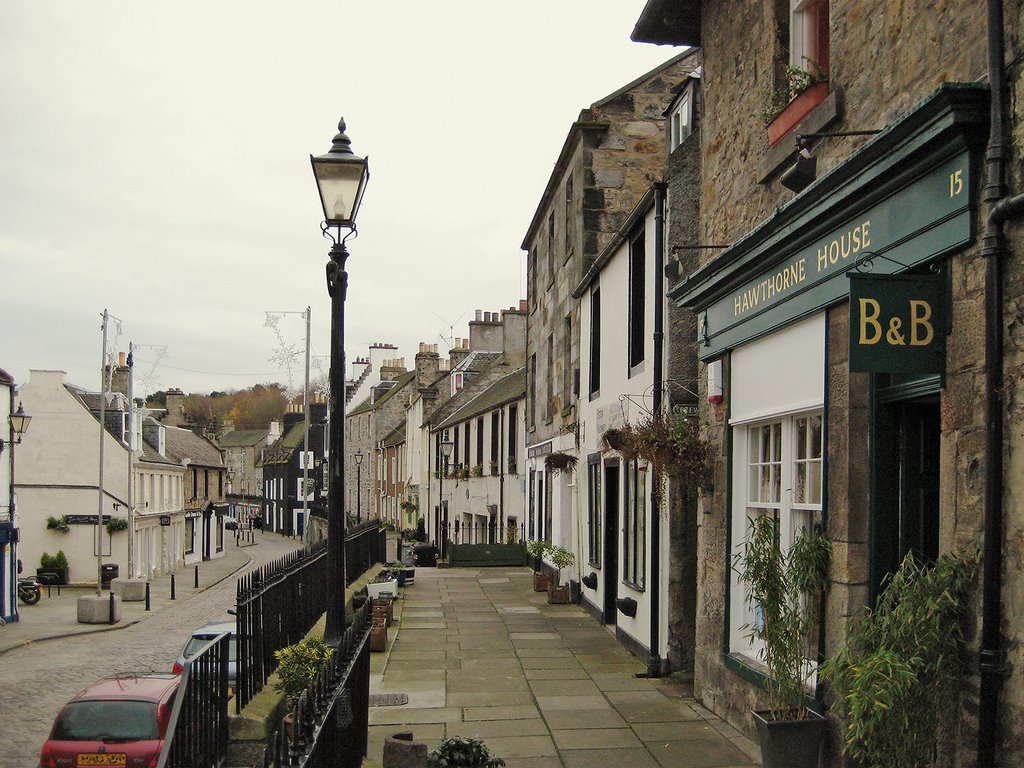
[0,534,303,768]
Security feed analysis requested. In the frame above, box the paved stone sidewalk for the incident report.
[366,567,760,768]
[0,529,303,656]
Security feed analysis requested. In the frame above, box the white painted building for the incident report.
[575,188,672,668]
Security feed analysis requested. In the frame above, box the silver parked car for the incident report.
[173,620,237,693]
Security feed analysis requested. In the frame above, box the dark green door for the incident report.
[870,399,940,603]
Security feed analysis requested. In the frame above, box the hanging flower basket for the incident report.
[544,452,577,474]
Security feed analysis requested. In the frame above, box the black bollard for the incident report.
[108,592,116,625]
[145,581,151,611]
[194,565,199,589]
[170,574,176,600]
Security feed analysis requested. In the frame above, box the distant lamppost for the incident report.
[0,403,32,454]
[354,451,363,523]
[438,434,454,547]
[311,117,369,647]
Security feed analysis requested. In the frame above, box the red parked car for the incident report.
[38,674,180,768]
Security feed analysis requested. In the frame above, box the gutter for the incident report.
[648,182,668,677]
[978,1,1018,763]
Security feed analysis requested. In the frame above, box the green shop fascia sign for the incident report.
[696,151,970,357]
[848,273,946,373]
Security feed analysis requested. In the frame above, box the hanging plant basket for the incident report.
[544,452,577,474]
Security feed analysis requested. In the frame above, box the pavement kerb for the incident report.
[0,548,258,657]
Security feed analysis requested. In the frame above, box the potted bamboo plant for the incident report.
[526,539,551,591]
[735,512,831,768]
[547,546,575,604]
[821,549,979,768]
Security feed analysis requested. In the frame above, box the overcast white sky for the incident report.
[1,1,677,398]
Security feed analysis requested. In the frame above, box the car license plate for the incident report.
[77,754,127,766]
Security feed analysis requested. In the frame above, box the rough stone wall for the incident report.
[525,53,700,450]
[693,0,1003,763]
[666,125,702,673]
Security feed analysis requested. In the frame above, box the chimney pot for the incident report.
[475,309,483,322]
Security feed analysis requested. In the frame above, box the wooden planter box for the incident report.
[547,584,571,604]
[533,571,553,592]
[370,620,388,652]
[767,82,829,146]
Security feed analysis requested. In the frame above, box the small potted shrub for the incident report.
[821,549,979,768]
[735,512,831,768]
[428,736,505,768]
[105,516,129,535]
[471,464,484,478]
[544,451,578,474]
[38,550,69,585]
[547,545,575,604]
[526,540,551,591]
[273,637,333,705]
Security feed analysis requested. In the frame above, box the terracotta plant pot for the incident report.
[767,82,829,146]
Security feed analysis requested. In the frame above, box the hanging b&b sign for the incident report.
[848,273,946,374]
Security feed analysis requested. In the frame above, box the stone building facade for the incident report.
[634,1,1024,765]
[521,49,701,579]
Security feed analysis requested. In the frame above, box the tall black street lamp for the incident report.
[354,451,363,523]
[311,117,369,647]
[437,433,454,548]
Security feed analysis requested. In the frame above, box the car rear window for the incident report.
[53,701,159,741]
[184,635,236,662]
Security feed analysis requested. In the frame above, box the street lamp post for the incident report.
[311,117,369,648]
[438,434,454,550]
[0,403,32,455]
[354,451,363,523]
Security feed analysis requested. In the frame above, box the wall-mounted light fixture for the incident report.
[780,130,883,193]
[0,403,32,454]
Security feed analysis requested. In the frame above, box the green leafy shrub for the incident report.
[273,638,333,704]
[525,540,550,559]
[46,516,70,533]
[549,545,575,581]
[821,549,979,767]
[106,516,129,535]
[40,550,69,570]
[427,736,505,768]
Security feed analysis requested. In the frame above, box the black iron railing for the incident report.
[156,632,230,768]
[263,601,372,768]
[235,521,385,713]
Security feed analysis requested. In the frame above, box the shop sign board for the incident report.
[848,273,946,373]
[695,150,971,358]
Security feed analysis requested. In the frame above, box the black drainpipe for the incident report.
[979,0,1022,763]
[648,182,668,678]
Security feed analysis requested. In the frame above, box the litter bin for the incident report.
[400,541,417,564]
[413,544,438,567]
[101,563,119,589]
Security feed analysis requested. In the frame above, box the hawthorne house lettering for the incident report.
[817,219,871,273]
[733,258,807,316]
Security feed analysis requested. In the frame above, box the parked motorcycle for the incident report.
[18,576,42,605]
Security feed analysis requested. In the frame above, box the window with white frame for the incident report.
[668,84,694,152]
[731,411,823,662]
[623,459,646,588]
[790,0,829,74]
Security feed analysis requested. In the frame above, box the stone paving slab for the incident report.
[367,566,759,767]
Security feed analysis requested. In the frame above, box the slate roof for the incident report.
[433,368,526,433]
[347,370,416,417]
[457,351,501,373]
[218,429,268,448]
[258,420,308,466]
[164,426,224,468]
[382,422,406,449]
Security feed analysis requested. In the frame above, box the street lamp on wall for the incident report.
[0,403,32,454]
[438,434,454,550]
[311,117,369,648]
